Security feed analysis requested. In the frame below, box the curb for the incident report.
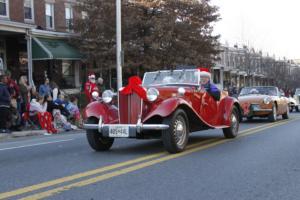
[0,130,46,141]
[11,130,47,138]
[0,129,83,141]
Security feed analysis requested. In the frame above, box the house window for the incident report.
[65,5,73,32]
[45,3,54,29]
[81,11,88,19]
[24,0,34,21]
[0,0,8,17]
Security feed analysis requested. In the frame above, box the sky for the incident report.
[211,0,300,59]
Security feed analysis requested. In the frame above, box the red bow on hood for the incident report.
[120,76,147,100]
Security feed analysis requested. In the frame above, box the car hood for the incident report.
[238,94,270,104]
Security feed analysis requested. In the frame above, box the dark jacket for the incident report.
[0,83,11,107]
[46,100,70,117]
[202,81,221,101]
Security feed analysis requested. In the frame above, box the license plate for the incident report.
[109,126,129,138]
[252,105,260,111]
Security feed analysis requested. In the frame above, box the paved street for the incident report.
[0,113,300,200]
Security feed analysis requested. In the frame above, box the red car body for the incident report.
[84,69,242,153]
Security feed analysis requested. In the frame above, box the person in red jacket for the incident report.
[84,73,98,103]
[6,70,19,98]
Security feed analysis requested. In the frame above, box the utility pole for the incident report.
[116,0,122,90]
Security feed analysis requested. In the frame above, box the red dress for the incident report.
[84,81,98,102]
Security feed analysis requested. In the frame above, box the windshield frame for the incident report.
[239,86,278,96]
[142,69,200,87]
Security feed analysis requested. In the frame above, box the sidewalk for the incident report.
[0,129,83,141]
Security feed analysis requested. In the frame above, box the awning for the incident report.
[32,37,82,60]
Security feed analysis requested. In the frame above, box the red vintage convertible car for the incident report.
[84,69,242,153]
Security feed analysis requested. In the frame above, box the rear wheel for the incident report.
[268,105,277,122]
[86,118,114,151]
[282,105,289,119]
[223,106,239,138]
[162,109,189,154]
[246,116,253,121]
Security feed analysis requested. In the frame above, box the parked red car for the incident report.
[84,69,242,153]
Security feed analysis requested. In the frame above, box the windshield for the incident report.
[239,87,278,96]
[142,69,199,87]
[295,89,300,95]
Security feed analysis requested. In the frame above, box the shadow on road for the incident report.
[101,133,223,155]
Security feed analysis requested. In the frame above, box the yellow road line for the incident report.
[0,139,217,200]
[0,152,166,200]
[0,118,297,200]
[20,118,297,200]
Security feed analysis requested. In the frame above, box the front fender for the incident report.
[84,101,118,124]
[220,97,242,125]
[143,98,191,123]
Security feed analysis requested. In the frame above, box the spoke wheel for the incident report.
[282,105,289,119]
[268,105,277,122]
[223,106,239,138]
[162,109,189,154]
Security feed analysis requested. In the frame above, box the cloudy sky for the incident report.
[211,0,300,59]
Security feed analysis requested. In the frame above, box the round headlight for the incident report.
[178,87,186,96]
[264,96,272,104]
[147,88,159,102]
[102,90,114,103]
[92,91,99,100]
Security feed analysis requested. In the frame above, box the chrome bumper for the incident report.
[83,116,169,138]
[252,109,272,112]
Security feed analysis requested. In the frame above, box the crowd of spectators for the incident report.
[0,70,81,134]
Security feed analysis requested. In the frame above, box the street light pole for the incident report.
[116,0,122,90]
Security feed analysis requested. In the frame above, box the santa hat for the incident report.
[88,73,96,79]
[198,67,211,79]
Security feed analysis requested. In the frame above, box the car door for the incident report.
[191,86,222,126]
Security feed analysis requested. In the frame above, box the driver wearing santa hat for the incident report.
[84,73,99,102]
[198,68,221,101]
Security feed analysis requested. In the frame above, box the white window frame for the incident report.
[0,0,9,18]
[65,4,74,32]
[24,0,35,22]
[45,3,55,30]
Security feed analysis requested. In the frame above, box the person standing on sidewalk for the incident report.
[39,78,52,97]
[97,77,106,96]
[84,73,98,103]
[0,75,11,133]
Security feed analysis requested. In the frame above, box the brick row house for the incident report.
[0,0,83,89]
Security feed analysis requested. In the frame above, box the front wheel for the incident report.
[223,106,239,138]
[86,118,114,151]
[268,105,277,122]
[282,105,289,119]
[162,109,189,154]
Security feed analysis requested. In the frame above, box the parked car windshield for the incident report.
[142,69,199,86]
[239,87,277,96]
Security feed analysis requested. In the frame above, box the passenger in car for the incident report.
[199,68,221,101]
